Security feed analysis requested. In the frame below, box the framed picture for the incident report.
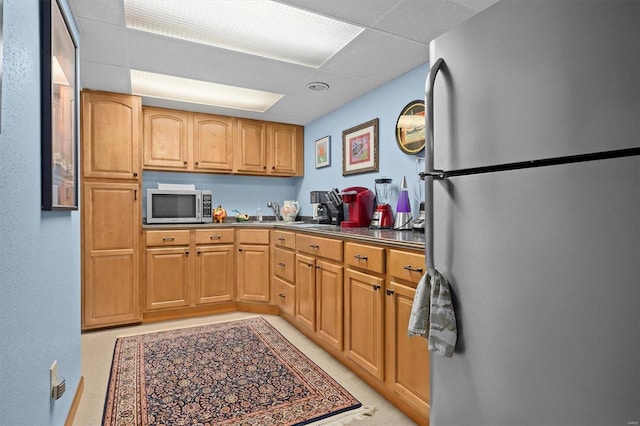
[342,118,379,176]
[395,100,425,155]
[315,136,331,168]
[40,0,79,210]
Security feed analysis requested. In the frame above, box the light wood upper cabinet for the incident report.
[193,113,234,172]
[235,119,303,176]
[81,90,141,180]
[143,108,235,173]
[268,122,304,176]
[234,118,267,174]
[143,107,189,170]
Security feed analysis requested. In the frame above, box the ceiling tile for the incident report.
[278,0,403,26]
[321,29,429,82]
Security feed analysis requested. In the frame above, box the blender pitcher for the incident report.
[370,178,394,229]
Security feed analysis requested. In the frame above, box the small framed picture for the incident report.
[342,118,379,176]
[315,136,331,168]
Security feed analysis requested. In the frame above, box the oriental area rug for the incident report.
[103,317,366,426]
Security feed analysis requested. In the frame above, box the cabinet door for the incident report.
[193,113,234,172]
[268,123,303,176]
[81,91,141,179]
[143,107,189,170]
[195,244,234,304]
[235,118,267,173]
[316,260,344,351]
[386,281,430,413]
[145,246,191,310]
[237,244,270,302]
[295,253,316,333]
[344,268,385,379]
[82,182,141,329]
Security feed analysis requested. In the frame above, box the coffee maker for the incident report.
[310,190,326,221]
[311,189,342,224]
[340,187,375,228]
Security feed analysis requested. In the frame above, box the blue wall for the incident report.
[142,171,300,220]
[297,63,430,217]
[0,1,82,425]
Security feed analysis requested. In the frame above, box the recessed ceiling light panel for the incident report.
[124,0,364,68]
[130,70,284,112]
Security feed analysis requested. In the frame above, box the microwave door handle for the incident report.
[425,57,444,277]
[196,194,201,220]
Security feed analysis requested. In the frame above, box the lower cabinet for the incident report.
[344,267,385,380]
[386,249,430,418]
[144,228,234,312]
[82,182,141,330]
[146,245,191,310]
[273,230,296,315]
[236,228,270,302]
[195,229,235,304]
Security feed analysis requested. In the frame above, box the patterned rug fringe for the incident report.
[308,405,376,426]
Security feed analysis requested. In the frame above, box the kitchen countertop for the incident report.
[143,220,426,251]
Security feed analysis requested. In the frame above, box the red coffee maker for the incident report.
[340,187,375,228]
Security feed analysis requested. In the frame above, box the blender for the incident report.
[370,177,394,229]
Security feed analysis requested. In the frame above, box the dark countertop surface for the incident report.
[143,219,426,251]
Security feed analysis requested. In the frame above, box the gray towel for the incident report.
[408,271,457,357]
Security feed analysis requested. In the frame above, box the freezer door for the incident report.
[429,0,639,172]
[429,156,640,426]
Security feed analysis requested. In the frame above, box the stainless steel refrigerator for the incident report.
[423,1,639,425]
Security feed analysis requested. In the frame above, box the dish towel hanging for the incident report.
[408,271,457,357]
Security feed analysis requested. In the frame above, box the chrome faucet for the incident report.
[267,201,280,221]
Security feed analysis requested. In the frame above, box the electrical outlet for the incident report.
[50,360,66,400]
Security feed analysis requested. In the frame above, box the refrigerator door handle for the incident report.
[425,57,445,277]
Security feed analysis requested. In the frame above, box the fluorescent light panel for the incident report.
[124,0,364,68]
[130,70,284,112]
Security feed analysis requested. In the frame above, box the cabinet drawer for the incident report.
[296,234,343,262]
[389,249,425,285]
[274,247,295,282]
[274,277,295,316]
[236,228,270,244]
[145,230,190,246]
[344,242,385,275]
[273,230,296,249]
[195,228,234,244]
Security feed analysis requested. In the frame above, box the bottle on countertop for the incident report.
[257,206,263,222]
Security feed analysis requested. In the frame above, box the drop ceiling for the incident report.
[67,0,499,125]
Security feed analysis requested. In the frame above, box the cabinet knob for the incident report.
[238,248,243,252]
[373,285,381,291]
[278,293,286,299]
[310,244,319,250]
[386,289,394,296]
[185,251,189,256]
[278,262,286,268]
[278,237,286,242]
[133,172,138,177]
[195,161,199,166]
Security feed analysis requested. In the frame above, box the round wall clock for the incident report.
[395,100,425,155]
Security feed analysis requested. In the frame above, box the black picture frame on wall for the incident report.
[40,0,79,211]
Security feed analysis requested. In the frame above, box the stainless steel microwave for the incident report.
[146,189,213,224]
